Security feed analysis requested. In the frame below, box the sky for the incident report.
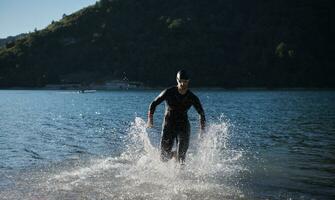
[0,0,98,38]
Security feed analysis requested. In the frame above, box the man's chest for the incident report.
[166,94,193,108]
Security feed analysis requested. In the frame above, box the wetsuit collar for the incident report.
[176,86,189,95]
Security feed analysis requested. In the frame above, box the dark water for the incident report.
[0,90,334,199]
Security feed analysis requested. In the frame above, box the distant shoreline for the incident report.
[1,86,334,91]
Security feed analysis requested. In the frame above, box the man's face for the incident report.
[177,78,189,90]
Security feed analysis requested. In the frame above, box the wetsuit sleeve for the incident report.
[192,95,206,130]
[148,89,167,116]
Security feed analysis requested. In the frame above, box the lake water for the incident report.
[0,90,334,199]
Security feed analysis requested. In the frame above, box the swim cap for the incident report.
[176,70,189,80]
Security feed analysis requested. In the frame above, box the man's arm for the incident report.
[147,89,167,127]
[192,95,206,131]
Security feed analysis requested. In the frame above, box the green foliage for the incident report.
[276,42,287,58]
[288,49,295,58]
[0,0,333,88]
[167,18,183,29]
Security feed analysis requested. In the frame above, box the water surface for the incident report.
[0,90,334,199]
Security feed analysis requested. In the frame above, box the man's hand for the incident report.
[199,121,206,138]
[201,120,206,130]
[147,119,153,128]
[199,128,205,139]
[147,111,153,128]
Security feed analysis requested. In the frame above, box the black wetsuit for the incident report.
[149,86,205,162]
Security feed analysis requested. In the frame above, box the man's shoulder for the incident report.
[187,90,200,100]
[165,86,177,93]
[187,89,195,96]
[157,86,176,97]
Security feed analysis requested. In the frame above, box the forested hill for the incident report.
[0,0,333,88]
[0,34,28,48]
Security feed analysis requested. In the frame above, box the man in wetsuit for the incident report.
[147,70,206,164]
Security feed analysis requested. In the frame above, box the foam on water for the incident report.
[0,117,245,200]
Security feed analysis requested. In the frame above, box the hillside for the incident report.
[0,0,333,88]
[0,33,28,48]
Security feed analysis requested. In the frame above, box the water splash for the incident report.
[0,116,245,200]
[110,116,245,199]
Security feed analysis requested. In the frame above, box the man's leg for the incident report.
[176,123,190,164]
[160,126,175,162]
